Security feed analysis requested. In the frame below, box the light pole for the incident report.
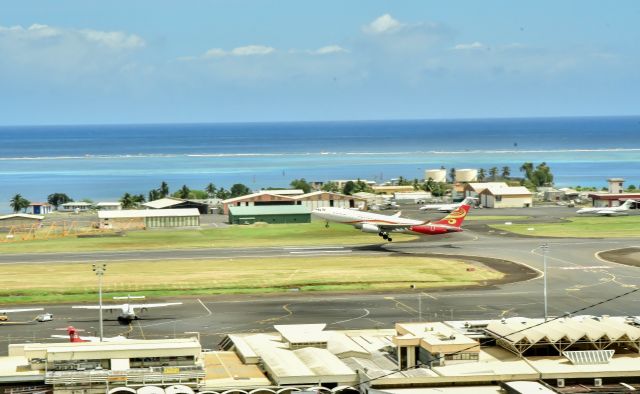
[92,263,107,342]
[540,244,549,321]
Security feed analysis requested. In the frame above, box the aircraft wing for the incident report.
[374,223,415,232]
[72,305,125,310]
[0,308,44,313]
[595,210,627,216]
[129,302,183,309]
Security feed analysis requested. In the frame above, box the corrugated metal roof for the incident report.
[0,213,44,220]
[229,205,311,215]
[98,208,200,219]
[143,197,186,209]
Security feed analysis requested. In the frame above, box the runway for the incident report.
[1,224,639,355]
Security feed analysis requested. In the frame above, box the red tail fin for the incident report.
[433,205,470,228]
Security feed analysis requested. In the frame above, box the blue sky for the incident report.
[1,1,639,125]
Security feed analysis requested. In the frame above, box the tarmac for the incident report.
[1,206,639,355]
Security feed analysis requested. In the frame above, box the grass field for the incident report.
[0,256,502,304]
[0,221,417,254]
[492,216,640,238]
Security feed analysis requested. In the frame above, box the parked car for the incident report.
[36,313,54,322]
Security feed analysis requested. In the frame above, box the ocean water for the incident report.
[0,116,639,213]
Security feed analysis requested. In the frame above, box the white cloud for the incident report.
[363,14,404,34]
[308,45,349,55]
[0,23,145,49]
[232,45,275,56]
[202,45,275,58]
[203,48,227,58]
[453,42,485,50]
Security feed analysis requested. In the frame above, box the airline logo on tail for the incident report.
[434,204,470,228]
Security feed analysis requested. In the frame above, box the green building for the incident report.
[228,205,311,225]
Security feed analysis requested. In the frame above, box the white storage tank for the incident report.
[455,169,478,183]
[425,169,447,183]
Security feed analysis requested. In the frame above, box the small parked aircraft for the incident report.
[72,295,182,323]
[419,197,477,212]
[576,199,636,216]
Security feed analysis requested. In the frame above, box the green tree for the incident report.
[47,193,73,209]
[133,194,146,205]
[342,181,356,195]
[159,181,170,198]
[477,169,486,182]
[216,188,230,199]
[148,189,161,202]
[321,181,340,193]
[177,185,191,199]
[119,193,136,209]
[230,183,251,198]
[449,168,456,183]
[628,185,637,192]
[489,167,498,181]
[501,166,511,179]
[290,178,312,193]
[9,194,30,213]
[205,183,217,197]
[519,162,534,179]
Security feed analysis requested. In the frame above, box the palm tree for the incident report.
[178,185,191,199]
[520,162,534,179]
[501,166,511,179]
[159,181,170,198]
[489,167,498,181]
[477,169,486,182]
[205,183,217,197]
[10,194,30,213]
[119,193,136,209]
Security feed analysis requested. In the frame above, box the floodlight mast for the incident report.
[92,263,107,342]
[540,244,549,321]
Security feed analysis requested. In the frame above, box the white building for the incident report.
[59,202,93,212]
[608,178,625,194]
[95,202,122,211]
[479,186,533,208]
[455,169,478,183]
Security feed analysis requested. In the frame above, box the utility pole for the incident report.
[92,263,107,342]
[540,244,549,321]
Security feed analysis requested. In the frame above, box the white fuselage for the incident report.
[313,207,422,229]
[576,200,634,215]
[118,304,137,320]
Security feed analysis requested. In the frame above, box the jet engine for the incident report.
[360,223,380,233]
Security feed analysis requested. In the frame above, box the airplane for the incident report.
[0,308,44,322]
[419,197,477,212]
[51,326,129,342]
[313,204,471,242]
[371,200,400,211]
[72,295,182,323]
[576,199,637,216]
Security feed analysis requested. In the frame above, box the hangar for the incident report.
[222,190,364,214]
[228,205,311,225]
[143,197,210,214]
[98,208,200,230]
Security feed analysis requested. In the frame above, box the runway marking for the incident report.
[331,309,371,325]
[257,304,293,324]
[198,299,213,316]
[557,265,610,270]
[421,292,438,300]
[289,250,352,255]
[281,246,346,250]
[136,321,146,340]
[384,296,417,315]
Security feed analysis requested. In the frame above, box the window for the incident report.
[496,196,502,202]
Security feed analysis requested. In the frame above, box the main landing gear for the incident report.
[378,231,392,242]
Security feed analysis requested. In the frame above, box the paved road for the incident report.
[1,227,639,355]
